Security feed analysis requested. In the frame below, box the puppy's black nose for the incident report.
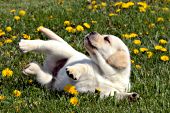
[90,31,97,35]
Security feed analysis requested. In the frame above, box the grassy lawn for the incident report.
[0,0,170,112]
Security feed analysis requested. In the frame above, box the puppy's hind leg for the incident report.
[111,91,139,101]
[23,62,53,85]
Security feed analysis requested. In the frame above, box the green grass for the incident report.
[0,0,170,112]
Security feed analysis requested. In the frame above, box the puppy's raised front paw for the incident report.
[66,66,81,80]
[19,39,38,53]
[23,62,40,75]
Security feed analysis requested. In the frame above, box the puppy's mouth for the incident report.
[85,36,97,49]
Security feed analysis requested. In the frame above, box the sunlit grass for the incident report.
[0,0,170,112]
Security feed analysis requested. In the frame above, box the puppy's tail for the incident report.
[40,27,68,44]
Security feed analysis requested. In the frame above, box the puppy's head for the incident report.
[84,32,130,69]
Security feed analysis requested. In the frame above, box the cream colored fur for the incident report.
[19,27,138,100]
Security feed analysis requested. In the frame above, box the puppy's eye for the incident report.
[104,36,110,43]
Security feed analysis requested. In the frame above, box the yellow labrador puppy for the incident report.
[19,27,138,100]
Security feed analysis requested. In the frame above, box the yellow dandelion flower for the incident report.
[162,7,169,12]
[5,26,12,32]
[0,32,5,36]
[139,7,146,12]
[159,39,168,45]
[133,49,139,54]
[127,2,134,6]
[65,27,76,33]
[70,97,78,106]
[157,17,164,22]
[0,30,5,37]
[131,60,135,64]
[133,40,141,45]
[65,26,73,33]
[76,25,84,32]
[83,23,90,29]
[91,20,97,24]
[2,68,13,77]
[101,2,107,7]
[64,21,71,26]
[122,33,138,39]
[19,10,26,16]
[135,65,142,69]
[122,34,130,39]
[37,26,44,32]
[0,42,3,46]
[4,39,13,44]
[121,3,130,9]
[160,55,169,61]
[129,33,138,38]
[137,2,148,9]
[116,9,121,13]
[109,13,118,17]
[22,34,31,40]
[154,45,163,50]
[10,9,16,13]
[160,48,167,52]
[91,1,96,5]
[13,90,21,97]
[12,36,17,39]
[148,23,155,29]
[71,28,76,33]
[0,95,6,101]
[121,2,134,9]
[93,4,98,9]
[140,48,148,52]
[14,16,20,21]
[147,51,153,58]
[64,84,78,95]
[114,2,123,7]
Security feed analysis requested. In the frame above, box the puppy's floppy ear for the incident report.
[106,49,129,69]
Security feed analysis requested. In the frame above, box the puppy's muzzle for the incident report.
[89,31,97,35]
[85,31,98,39]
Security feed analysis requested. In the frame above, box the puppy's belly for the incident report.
[52,59,68,77]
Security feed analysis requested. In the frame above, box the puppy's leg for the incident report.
[99,87,139,101]
[116,92,139,101]
[40,27,67,44]
[66,64,89,80]
[19,39,78,58]
[92,50,117,75]
[110,91,139,101]
[23,62,53,85]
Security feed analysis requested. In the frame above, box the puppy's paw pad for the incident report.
[128,92,139,101]
[23,62,40,75]
[66,67,80,80]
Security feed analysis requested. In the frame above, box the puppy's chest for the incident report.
[52,59,68,77]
